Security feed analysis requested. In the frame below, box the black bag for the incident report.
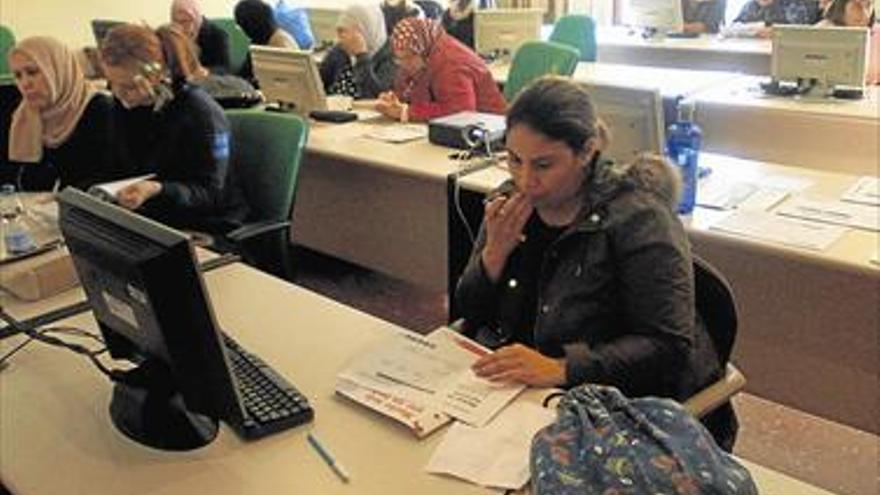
[194,75,262,109]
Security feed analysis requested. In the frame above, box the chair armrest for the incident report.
[226,220,292,243]
[684,363,747,418]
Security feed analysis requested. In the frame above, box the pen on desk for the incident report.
[307,432,350,483]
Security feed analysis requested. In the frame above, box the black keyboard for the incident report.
[222,333,314,439]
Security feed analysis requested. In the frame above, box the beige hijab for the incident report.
[9,36,97,163]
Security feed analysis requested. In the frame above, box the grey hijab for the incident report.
[337,4,388,56]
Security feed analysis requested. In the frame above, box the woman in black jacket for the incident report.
[3,36,115,191]
[99,24,247,233]
[456,76,736,449]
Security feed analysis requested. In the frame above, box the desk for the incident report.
[450,153,880,434]
[693,76,880,175]
[294,118,464,292]
[596,27,772,76]
[0,261,838,495]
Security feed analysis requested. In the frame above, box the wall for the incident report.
[0,0,361,48]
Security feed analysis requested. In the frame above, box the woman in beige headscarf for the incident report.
[170,0,232,73]
[3,36,116,190]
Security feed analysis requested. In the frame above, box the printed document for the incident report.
[87,174,156,202]
[841,176,880,206]
[425,401,556,490]
[362,124,427,144]
[776,197,879,232]
[338,327,524,427]
[710,210,847,251]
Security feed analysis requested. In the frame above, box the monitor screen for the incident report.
[307,8,342,50]
[622,0,684,34]
[250,46,327,114]
[581,82,665,163]
[772,25,869,93]
[474,8,543,60]
[91,19,125,47]
[57,187,244,451]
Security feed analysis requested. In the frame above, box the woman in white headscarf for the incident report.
[319,4,396,99]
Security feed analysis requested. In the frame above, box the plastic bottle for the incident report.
[0,184,36,255]
[666,99,702,215]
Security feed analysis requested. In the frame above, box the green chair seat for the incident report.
[504,40,580,102]
[549,14,597,62]
[211,18,251,76]
[223,109,309,280]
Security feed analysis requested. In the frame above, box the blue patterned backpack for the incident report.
[531,385,758,494]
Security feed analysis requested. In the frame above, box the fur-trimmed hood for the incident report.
[589,155,682,212]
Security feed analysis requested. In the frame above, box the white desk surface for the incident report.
[597,27,772,56]
[0,261,836,495]
[692,76,880,175]
[456,152,879,275]
[491,61,746,99]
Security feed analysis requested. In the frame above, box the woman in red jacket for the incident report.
[375,17,506,122]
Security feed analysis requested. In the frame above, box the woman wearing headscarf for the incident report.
[320,4,395,98]
[381,0,424,36]
[170,0,232,74]
[442,0,475,48]
[375,17,505,122]
[234,0,299,49]
[2,36,115,191]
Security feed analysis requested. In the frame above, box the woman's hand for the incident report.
[117,180,162,210]
[375,92,405,120]
[472,343,566,387]
[480,192,532,282]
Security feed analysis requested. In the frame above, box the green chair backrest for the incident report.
[225,110,309,223]
[504,41,580,102]
[0,25,16,75]
[549,14,597,62]
[212,18,251,76]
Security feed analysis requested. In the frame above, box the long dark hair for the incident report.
[824,0,876,26]
[234,0,278,45]
[506,76,610,157]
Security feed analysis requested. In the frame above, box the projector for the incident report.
[428,111,506,150]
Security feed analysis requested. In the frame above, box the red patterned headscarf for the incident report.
[391,17,443,57]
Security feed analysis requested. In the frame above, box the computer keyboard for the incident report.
[222,333,314,440]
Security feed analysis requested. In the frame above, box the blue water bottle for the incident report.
[666,99,702,215]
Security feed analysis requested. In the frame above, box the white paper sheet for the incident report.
[362,124,427,143]
[697,180,791,211]
[775,197,880,232]
[425,401,556,490]
[841,176,880,206]
[87,174,156,201]
[710,210,848,251]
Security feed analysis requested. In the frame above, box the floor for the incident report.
[293,247,879,495]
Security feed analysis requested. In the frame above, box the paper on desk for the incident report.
[841,176,880,206]
[710,210,847,251]
[697,181,790,211]
[776,197,880,232]
[337,327,524,426]
[362,124,426,143]
[425,401,556,490]
[87,174,156,201]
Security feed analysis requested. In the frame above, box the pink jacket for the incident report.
[395,33,507,121]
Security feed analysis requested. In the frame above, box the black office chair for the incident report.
[415,0,444,19]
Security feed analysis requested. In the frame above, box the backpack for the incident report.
[531,385,758,495]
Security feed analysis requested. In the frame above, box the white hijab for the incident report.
[337,4,388,56]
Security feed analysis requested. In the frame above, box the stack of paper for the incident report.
[362,124,427,144]
[841,176,880,206]
[425,401,556,490]
[775,197,880,232]
[710,210,847,251]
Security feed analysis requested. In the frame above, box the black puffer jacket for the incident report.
[455,157,722,403]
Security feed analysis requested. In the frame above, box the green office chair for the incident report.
[222,110,309,281]
[549,14,597,62]
[211,18,251,76]
[504,41,580,102]
[0,24,16,75]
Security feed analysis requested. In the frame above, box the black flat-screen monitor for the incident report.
[58,187,245,450]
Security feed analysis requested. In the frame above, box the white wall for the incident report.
[0,0,362,48]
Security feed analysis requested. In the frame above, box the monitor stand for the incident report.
[109,359,219,451]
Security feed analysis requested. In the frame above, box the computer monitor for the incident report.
[474,8,543,60]
[57,187,246,451]
[91,19,125,46]
[307,7,342,50]
[771,25,869,96]
[581,82,665,163]
[622,0,684,36]
[250,45,327,114]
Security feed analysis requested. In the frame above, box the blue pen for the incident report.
[307,432,350,483]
